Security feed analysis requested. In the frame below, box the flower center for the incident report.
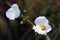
[40,25,46,30]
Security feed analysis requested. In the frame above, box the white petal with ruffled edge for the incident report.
[33,25,52,35]
[34,16,49,25]
[6,4,20,20]
[32,16,52,35]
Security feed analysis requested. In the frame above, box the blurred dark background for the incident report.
[0,0,60,40]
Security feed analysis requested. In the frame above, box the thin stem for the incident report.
[26,19,34,25]
[20,14,35,40]
[45,35,51,40]
[5,1,11,6]
[21,14,34,25]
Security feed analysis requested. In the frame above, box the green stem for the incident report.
[5,1,11,6]
[20,14,35,40]
[26,19,34,25]
[21,14,34,25]
[45,35,51,40]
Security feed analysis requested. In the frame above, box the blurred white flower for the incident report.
[32,16,52,35]
[6,4,20,20]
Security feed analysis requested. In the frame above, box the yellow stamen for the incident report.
[40,25,46,30]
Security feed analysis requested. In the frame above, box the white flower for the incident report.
[6,4,20,20]
[32,16,52,35]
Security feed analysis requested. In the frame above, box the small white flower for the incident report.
[32,16,52,35]
[6,4,20,20]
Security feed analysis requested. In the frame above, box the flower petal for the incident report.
[6,4,20,20]
[11,4,20,18]
[32,25,39,32]
[34,16,49,25]
[14,8,20,18]
[6,8,16,20]
[11,4,19,9]
[33,25,47,35]
[45,25,52,32]
[37,31,47,35]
